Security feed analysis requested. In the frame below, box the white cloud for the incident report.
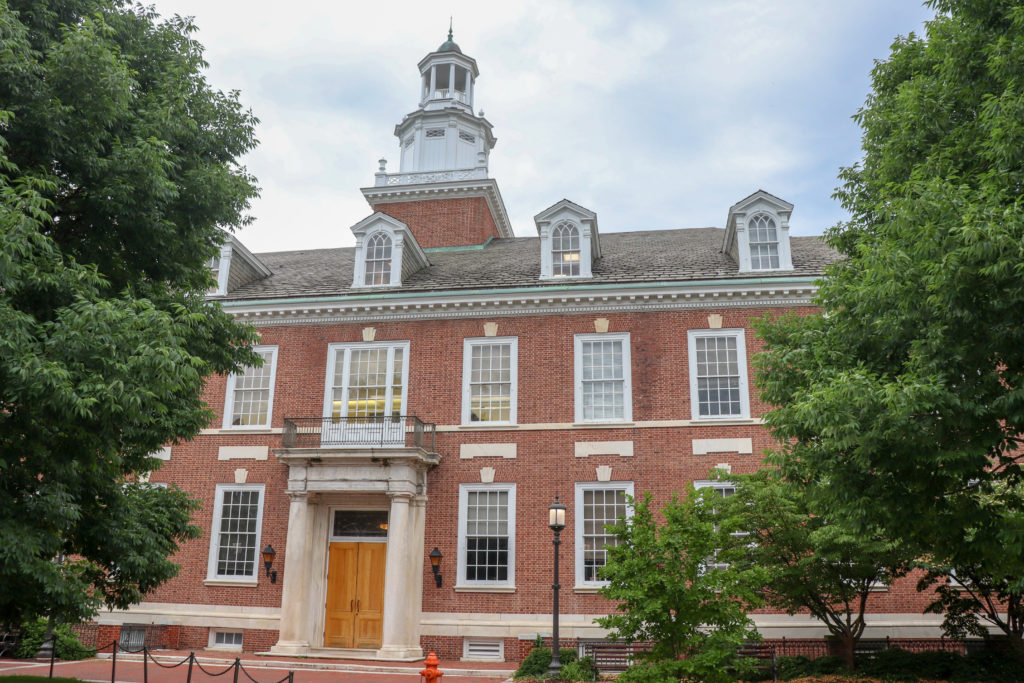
[148,0,932,252]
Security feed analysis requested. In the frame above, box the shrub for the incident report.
[558,656,596,682]
[14,619,90,660]
[616,658,689,682]
[513,640,578,680]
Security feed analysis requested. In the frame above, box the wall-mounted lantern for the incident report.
[429,547,443,588]
[262,544,278,584]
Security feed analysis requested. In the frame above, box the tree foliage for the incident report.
[0,0,260,627]
[718,470,912,668]
[597,490,766,683]
[754,0,1024,646]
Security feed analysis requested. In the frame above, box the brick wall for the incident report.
[137,304,942,653]
[373,197,500,248]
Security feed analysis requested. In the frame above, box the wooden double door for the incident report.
[323,542,386,649]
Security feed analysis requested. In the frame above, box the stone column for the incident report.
[271,491,311,654]
[407,496,427,649]
[377,492,422,659]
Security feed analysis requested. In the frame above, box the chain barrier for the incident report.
[33,632,295,683]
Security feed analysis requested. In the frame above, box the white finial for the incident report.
[478,109,485,117]
[378,158,387,172]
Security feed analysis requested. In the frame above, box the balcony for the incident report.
[282,416,437,452]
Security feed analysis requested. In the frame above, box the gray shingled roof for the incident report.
[224,228,839,301]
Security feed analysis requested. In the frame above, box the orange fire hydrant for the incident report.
[420,651,444,683]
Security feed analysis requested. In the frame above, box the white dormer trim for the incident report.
[350,212,429,288]
[534,199,601,280]
[723,190,794,272]
[208,233,272,297]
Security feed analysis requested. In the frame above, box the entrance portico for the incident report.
[271,446,437,660]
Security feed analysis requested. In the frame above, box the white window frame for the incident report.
[206,484,266,583]
[456,483,516,589]
[575,481,634,588]
[222,345,279,429]
[461,337,518,425]
[208,630,244,652]
[362,231,394,286]
[574,333,632,423]
[687,329,750,420]
[747,213,781,270]
[693,479,741,572]
[322,341,411,419]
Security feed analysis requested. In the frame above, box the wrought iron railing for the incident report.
[282,416,436,452]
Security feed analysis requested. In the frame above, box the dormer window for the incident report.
[364,232,393,285]
[552,222,581,277]
[748,213,780,270]
[350,212,429,289]
[535,199,601,280]
[723,190,794,272]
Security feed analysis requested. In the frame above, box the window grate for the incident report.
[425,128,445,138]
[464,638,503,660]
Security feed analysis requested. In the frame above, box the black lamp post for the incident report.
[547,495,566,678]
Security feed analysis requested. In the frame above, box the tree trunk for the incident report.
[835,634,856,671]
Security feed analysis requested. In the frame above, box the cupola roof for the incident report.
[438,27,461,53]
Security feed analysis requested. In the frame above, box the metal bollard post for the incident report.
[187,652,194,683]
[49,634,56,679]
[143,647,148,683]
[111,642,117,683]
[233,657,240,683]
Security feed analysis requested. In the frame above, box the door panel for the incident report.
[323,543,357,648]
[353,543,387,648]
[324,541,387,649]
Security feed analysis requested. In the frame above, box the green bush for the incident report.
[954,648,1024,683]
[855,648,960,680]
[14,619,90,660]
[513,640,578,680]
[808,654,846,676]
[616,659,689,682]
[558,656,595,682]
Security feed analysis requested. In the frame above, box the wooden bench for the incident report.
[736,642,777,683]
[579,641,651,677]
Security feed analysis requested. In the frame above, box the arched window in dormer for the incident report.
[552,222,581,277]
[364,232,393,285]
[748,213,780,270]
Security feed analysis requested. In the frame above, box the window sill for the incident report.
[572,422,635,428]
[205,427,282,435]
[688,417,755,425]
[204,579,258,587]
[207,645,243,652]
[458,424,520,430]
[454,584,517,593]
[573,585,606,593]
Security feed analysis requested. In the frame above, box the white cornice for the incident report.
[222,280,820,326]
[361,178,513,239]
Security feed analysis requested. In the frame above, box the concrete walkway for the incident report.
[0,650,514,683]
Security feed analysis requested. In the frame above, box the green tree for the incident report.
[755,0,1024,650]
[0,0,260,627]
[597,490,766,683]
[718,470,912,669]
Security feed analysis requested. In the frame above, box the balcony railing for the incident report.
[282,416,436,452]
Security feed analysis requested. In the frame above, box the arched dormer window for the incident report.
[747,213,780,270]
[552,221,581,277]
[364,232,393,285]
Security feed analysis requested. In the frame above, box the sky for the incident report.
[147,0,935,255]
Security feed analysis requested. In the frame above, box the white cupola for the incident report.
[391,28,496,174]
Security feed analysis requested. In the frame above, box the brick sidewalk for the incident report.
[0,652,512,683]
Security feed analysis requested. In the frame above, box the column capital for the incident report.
[387,490,415,502]
[286,490,309,502]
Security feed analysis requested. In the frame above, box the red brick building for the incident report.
[99,33,943,662]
